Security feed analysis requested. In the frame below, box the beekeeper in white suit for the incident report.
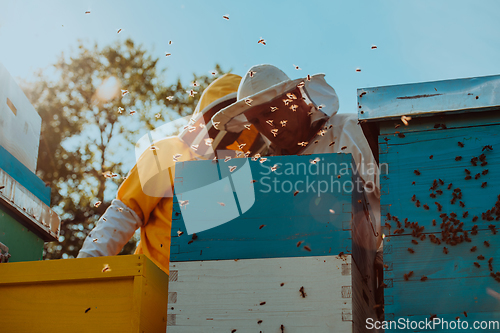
[212,64,382,250]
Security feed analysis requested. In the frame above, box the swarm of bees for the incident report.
[383,135,499,324]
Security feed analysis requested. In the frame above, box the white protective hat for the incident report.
[212,64,340,133]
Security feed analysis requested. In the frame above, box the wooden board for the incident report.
[171,154,355,261]
[0,145,51,205]
[379,111,500,332]
[0,255,169,333]
[0,206,44,262]
[167,255,378,333]
[380,124,500,235]
[0,62,41,172]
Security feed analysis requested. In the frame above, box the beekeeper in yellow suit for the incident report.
[77,74,264,275]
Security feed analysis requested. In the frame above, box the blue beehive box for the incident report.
[359,74,500,332]
[167,153,380,332]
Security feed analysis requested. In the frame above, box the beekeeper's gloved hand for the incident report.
[77,199,142,258]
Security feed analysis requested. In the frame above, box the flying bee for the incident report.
[296,241,303,247]
[297,142,308,147]
[297,81,305,88]
[270,106,278,112]
[290,104,298,112]
[245,98,253,106]
[294,190,300,196]
[429,155,433,159]
[186,89,197,97]
[423,204,429,210]
[421,276,428,281]
[465,169,471,175]
[259,301,266,305]
[341,146,347,150]
[485,241,490,247]
[482,145,494,151]
[355,68,362,72]
[293,64,301,70]
[117,29,122,34]
[401,115,412,126]
[259,225,265,229]
[448,183,453,190]
[310,157,321,164]
[94,201,101,208]
[259,157,268,163]
[303,245,312,252]
[286,93,297,100]
[229,166,237,172]
[222,15,229,20]
[270,164,278,172]
[412,240,419,245]
[257,38,266,45]
[474,262,480,268]
[266,119,274,126]
[282,99,291,106]
[414,170,421,176]
[408,248,415,254]
[244,124,251,130]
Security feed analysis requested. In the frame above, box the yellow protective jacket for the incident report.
[117,74,243,275]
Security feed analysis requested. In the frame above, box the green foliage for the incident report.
[21,39,228,259]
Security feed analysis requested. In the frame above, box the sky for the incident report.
[1,0,500,115]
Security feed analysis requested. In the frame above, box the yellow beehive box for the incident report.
[0,255,169,333]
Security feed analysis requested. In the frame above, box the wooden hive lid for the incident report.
[358,74,500,122]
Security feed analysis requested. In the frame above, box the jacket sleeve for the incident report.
[77,199,142,257]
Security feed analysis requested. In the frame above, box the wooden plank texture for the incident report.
[0,146,51,205]
[0,62,42,172]
[167,255,377,333]
[171,154,355,262]
[380,113,500,332]
[0,254,169,333]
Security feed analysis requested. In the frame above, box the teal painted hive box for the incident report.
[359,74,500,332]
[167,153,380,333]
[0,146,60,262]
